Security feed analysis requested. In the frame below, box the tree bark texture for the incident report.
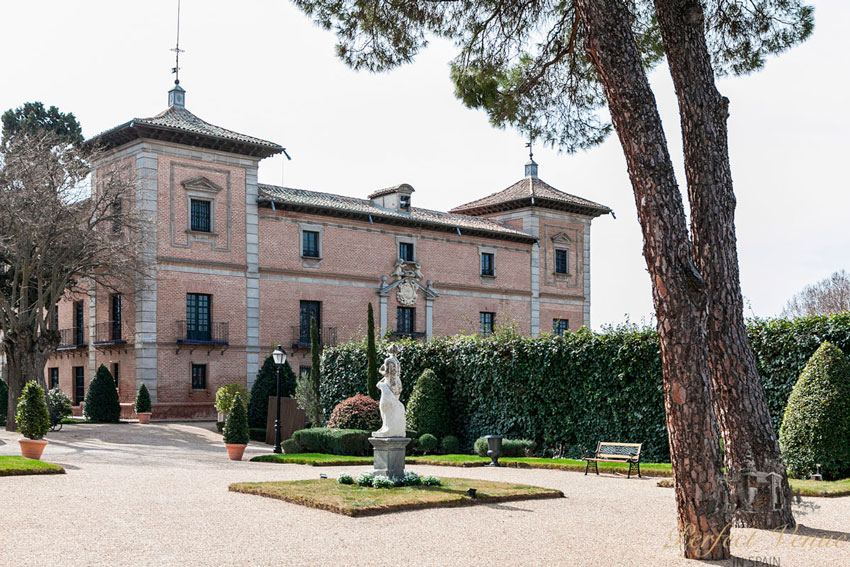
[653,0,795,529]
[3,329,50,431]
[576,0,730,559]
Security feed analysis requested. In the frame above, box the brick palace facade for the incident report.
[45,84,611,419]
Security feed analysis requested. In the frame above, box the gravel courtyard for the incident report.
[1,423,847,567]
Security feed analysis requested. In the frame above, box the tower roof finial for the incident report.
[168,0,186,108]
[524,138,538,178]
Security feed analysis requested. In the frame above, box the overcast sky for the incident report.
[2,1,847,329]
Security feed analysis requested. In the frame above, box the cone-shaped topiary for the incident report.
[406,369,451,438]
[135,383,152,414]
[16,381,50,440]
[84,364,121,423]
[223,394,250,445]
[247,355,296,428]
[310,317,323,426]
[327,394,381,431]
[366,303,379,399]
[779,341,850,480]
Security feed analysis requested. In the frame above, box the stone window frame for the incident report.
[183,177,223,237]
[298,222,324,267]
[553,318,570,336]
[188,198,213,233]
[478,245,497,280]
[554,247,570,276]
[396,235,417,263]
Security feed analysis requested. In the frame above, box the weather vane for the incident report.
[171,0,184,84]
[525,138,534,161]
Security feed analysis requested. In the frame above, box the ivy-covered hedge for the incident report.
[321,313,850,463]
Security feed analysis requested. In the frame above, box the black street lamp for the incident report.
[272,345,287,454]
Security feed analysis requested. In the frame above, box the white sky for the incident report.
[2,0,847,329]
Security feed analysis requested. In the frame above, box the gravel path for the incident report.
[1,423,847,567]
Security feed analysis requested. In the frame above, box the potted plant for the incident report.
[16,381,51,460]
[135,383,153,424]
[214,383,249,423]
[223,393,249,460]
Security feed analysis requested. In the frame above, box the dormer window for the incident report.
[190,199,211,232]
[399,194,411,210]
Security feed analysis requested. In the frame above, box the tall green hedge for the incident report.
[247,356,296,429]
[84,365,121,423]
[320,313,850,463]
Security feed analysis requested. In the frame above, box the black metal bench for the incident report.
[583,441,642,478]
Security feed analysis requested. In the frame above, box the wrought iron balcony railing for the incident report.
[57,327,87,350]
[290,326,338,350]
[93,321,127,346]
[175,320,229,345]
[390,330,426,341]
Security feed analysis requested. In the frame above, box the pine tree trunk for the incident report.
[576,0,730,558]
[3,335,49,431]
[653,0,795,529]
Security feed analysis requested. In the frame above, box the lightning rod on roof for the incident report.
[171,0,184,85]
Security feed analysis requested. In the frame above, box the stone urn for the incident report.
[137,412,152,424]
[225,443,247,461]
[19,439,48,460]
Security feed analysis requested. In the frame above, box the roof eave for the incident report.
[452,197,611,218]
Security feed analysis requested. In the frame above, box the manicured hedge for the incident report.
[292,428,372,456]
[321,314,850,463]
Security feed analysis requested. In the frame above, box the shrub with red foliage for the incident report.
[327,394,381,431]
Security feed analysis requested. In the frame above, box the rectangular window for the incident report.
[555,249,569,274]
[111,198,123,234]
[110,293,122,341]
[112,363,120,393]
[49,368,59,390]
[399,242,415,262]
[51,306,59,330]
[553,319,570,336]
[186,293,212,341]
[190,199,211,232]
[479,312,495,336]
[481,252,495,276]
[191,364,207,390]
[299,301,321,344]
[74,300,85,345]
[302,230,320,258]
[397,307,416,334]
[73,366,85,405]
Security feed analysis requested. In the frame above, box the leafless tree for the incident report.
[783,270,850,318]
[0,132,150,430]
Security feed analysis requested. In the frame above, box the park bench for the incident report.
[583,442,642,479]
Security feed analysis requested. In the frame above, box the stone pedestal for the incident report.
[369,437,411,479]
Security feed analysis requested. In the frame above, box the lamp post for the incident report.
[272,345,286,454]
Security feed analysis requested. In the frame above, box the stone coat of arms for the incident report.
[396,279,418,306]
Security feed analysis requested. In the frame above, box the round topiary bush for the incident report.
[327,394,381,431]
[418,433,438,454]
[16,381,50,440]
[84,365,121,423]
[247,356,296,429]
[223,394,250,445]
[779,341,850,480]
[135,383,152,414]
[405,369,451,438]
[47,388,73,419]
[440,435,460,455]
[337,473,354,485]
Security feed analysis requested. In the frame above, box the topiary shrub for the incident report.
[0,378,9,424]
[16,381,50,440]
[337,472,354,485]
[327,394,381,431]
[418,433,438,454]
[215,383,249,417]
[47,388,73,419]
[405,369,451,438]
[779,342,850,480]
[223,394,250,445]
[474,437,537,457]
[84,365,121,423]
[135,383,152,414]
[366,303,379,399]
[281,438,302,454]
[248,355,296,429]
[356,472,374,486]
[440,435,460,455]
[292,427,371,456]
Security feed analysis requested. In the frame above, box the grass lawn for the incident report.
[251,453,373,466]
[407,455,674,477]
[656,477,850,497]
[229,477,563,516]
[0,456,65,477]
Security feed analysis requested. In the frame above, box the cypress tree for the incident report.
[135,383,152,414]
[366,303,379,399]
[84,364,121,423]
[247,355,296,429]
[310,316,322,426]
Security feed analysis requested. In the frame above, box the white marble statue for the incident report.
[372,344,406,438]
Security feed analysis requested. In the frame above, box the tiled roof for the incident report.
[368,184,414,199]
[258,184,537,242]
[450,176,611,217]
[87,107,283,158]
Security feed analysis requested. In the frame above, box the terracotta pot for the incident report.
[225,443,247,461]
[19,439,48,460]
[137,412,152,424]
